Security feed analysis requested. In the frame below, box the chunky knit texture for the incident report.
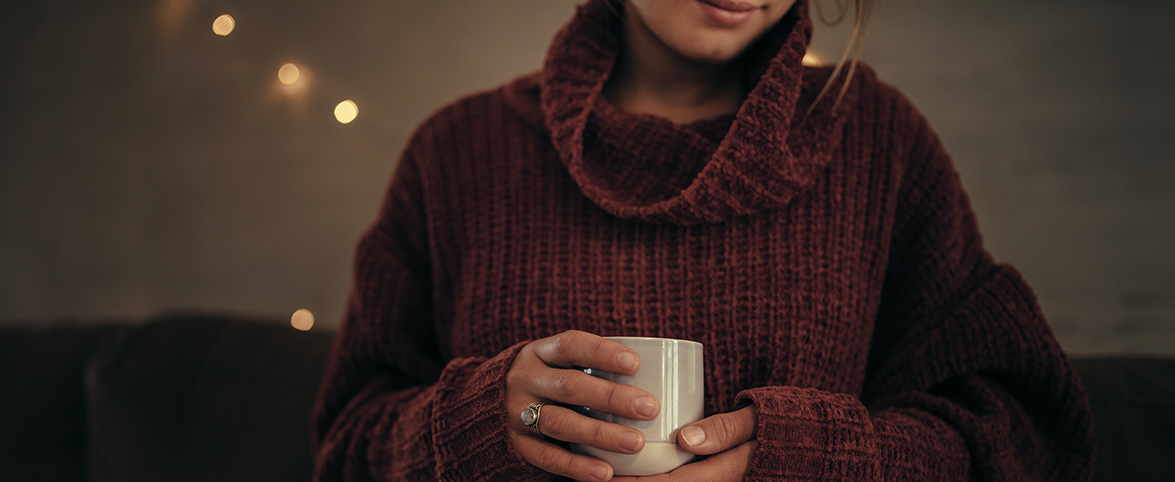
[312,1,1096,480]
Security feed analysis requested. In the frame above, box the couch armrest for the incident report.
[0,322,125,482]
[1071,356,1175,482]
[85,314,333,482]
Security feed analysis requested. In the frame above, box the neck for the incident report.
[602,11,747,124]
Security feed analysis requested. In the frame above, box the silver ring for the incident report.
[521,402,545,434]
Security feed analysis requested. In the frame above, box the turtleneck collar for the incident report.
[535,0,851,225]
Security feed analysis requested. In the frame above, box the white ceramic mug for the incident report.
[570,337,704,476]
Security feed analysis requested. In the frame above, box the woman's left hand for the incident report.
[611,405,758,482]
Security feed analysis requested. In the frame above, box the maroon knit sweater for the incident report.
[312,1,1096,480]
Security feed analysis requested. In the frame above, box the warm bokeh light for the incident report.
[212,14,235,36]
[334,100,358,124]
[291,309,314,331]
[802,52,822,67]
[278,63,301,85]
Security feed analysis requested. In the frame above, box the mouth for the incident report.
[699,0,761,13]
[696,0,762,27]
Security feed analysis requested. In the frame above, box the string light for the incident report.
[334,100,358,124]
[291,309,315,331]
[278,63,301,85]
[199,2,370,125]
[212,14,235,36]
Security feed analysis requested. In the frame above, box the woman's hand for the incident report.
[507,330,661,482]
[612,405,759,482]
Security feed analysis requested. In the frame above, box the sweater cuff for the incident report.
[737,387,880,481]
[431,341,546,482]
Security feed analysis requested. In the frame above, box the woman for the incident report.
[312,0,1097,480]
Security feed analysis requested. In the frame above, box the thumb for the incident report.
[677,405,758,455]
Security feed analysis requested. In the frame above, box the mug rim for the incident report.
[603,336,703,347]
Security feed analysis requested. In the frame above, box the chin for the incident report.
[677,33,755,64]
[627,0,788,66]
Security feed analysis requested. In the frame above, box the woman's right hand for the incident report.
[506,330,661,481]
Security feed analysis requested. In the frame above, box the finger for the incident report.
[677,406,757,455]
[611,441,755,482]
[532,330,641,375]
[514,433,614,482]
[534,405,646,454]
[526,366,659,420]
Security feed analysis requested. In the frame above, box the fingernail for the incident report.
[617,351,638,372]
[591,464,611,481]
[619,430,642,452]
[681,426,705,447]
[634,396,658,418]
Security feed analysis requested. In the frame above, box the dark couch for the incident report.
[1,314,1172,481]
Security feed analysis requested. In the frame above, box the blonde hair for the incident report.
[808,0,872,115]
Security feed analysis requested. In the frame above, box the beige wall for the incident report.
[2,0,1173,355]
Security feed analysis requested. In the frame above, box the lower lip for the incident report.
[696,1,757,27]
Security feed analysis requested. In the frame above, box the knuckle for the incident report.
[563,453,579,477]
[550,332,567,353]
[552,370,580,397]
[534,445,562,472]
[585,331,606,355]
[582,331,603,349]
[505,366,524,387]
[604,382,628,411]
[713,413,742,444]
[517,345,535,364]
[554,330,582,351]
[514,346,536,369]
[541,407,566,435]
[590,422,612,448]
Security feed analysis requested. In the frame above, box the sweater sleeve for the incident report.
[735,93,1096,481]
[310,139,547,481]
